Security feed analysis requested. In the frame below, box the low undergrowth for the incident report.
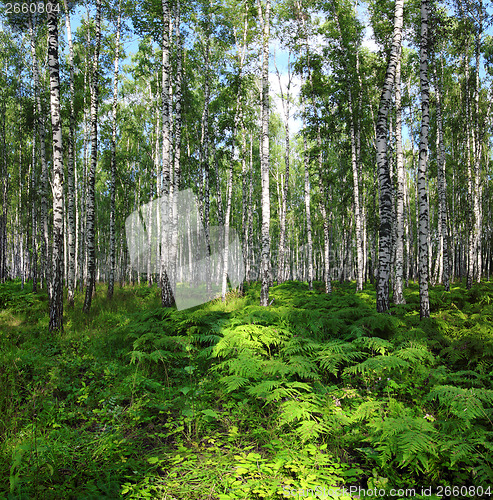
[0,279,492,499]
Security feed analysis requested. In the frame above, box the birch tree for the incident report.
[63,0,76,306]
[417,0,430,318]
[83,0,102,313]
[472,0,484,284]
[393,50,406,304]
[107,0,122,300]
[29,15,49,291]
[160,0,174,307]
[258,0,271,306]
[30,124,37,292]
[222,2,248,300]
[375,0,403,313]
[303,112,313,291]
[275,59,291,285]
[47,0,64,332]
[317,127,331,293]
[170,0,183,297]
[435,58,449,291]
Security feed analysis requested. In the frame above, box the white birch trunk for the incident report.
[417,0,430,318]
[276,59,291,284]
[375,0,403,313]
[170,0,182,296]
[393,52,406,304]
[29,16,49,292]
[107,0,122,300]
[47,0,64,331]
[160,0,174,306]
[63,0,76,306]
[83,0,102,313]
[258,0,271,306]
[435,59,449,290]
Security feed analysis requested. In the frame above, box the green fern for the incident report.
[368,415,439,473]
[279,398,320,427]
[351,400,385,422]
[439,438,477,468]
[426,385,493,421]
[343,354,409,379]
[221,374,250,392]
[394,345,435,365]
[353,336,392,355]
[317,340,365,377]
[286,356,320,380]
[247,379,283,400]
[280,336,321,356]
[219,352,263,379]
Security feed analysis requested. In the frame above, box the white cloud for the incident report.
[358,3,379,53]
[361,25,379,53]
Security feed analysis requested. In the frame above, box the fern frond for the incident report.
[279,399,321,426]
[439,438,477,467]
[296,420,326,442]
[280,337,321,356]
[394,345,435,365]
[148,349,175,363]
[343,354,409,379]
[353,336,392,355]
[262,358,292,377]
[128,350,148,364]
[317,340,366,376]
[286,355,320,380]
[221,375,249,392]
[351,400,385,422]
[247,379,282,399]
[398,427,438,470]
[369,416,438,472]
[221,352,263,379]
[265,381,312,404]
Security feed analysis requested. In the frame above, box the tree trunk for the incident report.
[169,0,182,297]
[393,52,406,304]
[47,0,64,332]
[241,129,248,287]
[332,9,364,292]
[375,0,403,313]
[222,7,248,300]
[417,0,430,318]
[0,85,6,283]
[317,126,331,293]
[30,125,37,293]
[107,0,122,300]
[246,134,254,282]
[302,113,313,291]
[276,60,291,284]
[473,1,483,284]
[258,0,271,306]
[160,0,174,307]
[79,42,89,291]
[63,0,76,307]
[197,15,212,297]
[349,91,364,292]
[349,117,364,291]
[83,0,102,313]
[435,58,449,291]
[29,16,49,291]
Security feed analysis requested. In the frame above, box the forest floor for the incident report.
[0,279,493,499]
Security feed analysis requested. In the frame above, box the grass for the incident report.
[0,278,492,499]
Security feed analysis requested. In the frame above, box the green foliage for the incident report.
[1,280,493,497]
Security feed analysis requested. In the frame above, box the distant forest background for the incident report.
[0,0,492,329]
